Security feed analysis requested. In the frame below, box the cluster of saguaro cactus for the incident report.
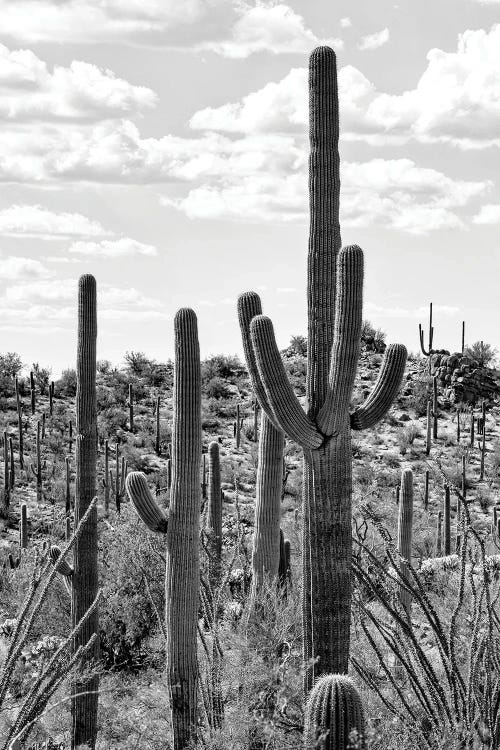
[237,46,407,685]
[102,441,127,512]
[126,308,201,749]
[128,383,134,432]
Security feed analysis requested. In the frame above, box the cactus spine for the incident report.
[72,274,99,749]
[397,469,413,619]
[238,48,406,684]
[126,308,200,749]
[206,441,222,591]
[304,674,365,750]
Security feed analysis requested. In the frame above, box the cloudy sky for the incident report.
[0,0,498,374]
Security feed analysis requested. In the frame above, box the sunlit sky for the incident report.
[0,0,498,375]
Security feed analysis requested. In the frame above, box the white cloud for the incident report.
[0,256,51,280]
[357,28,390,51]
[162,153,490,232]
[472,204,500,224]
[0,44,157,122]
[0,0,339,58]
[68,238,158,257]
[340,17,352,28]
[200,3,342,58]
[190,25,500,149]
[0,205,109,239]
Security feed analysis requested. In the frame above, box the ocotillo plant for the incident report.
[15,377,24,469]
[126,308,201,750]
[72,274,99,749]
[397,468,413,620]
[206,441,222,591]
[237,47,407,683]
[304,674,365,750]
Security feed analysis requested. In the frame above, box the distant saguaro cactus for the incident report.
[72,274,99,749]
[206,441,222,590]
[304,674,365,750]
[397,469,414,619]
[126,308,201,750]
[237,47,406,685]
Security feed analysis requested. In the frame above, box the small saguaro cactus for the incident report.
[436,510,443,557]
[9,437,14,490]
[3,430,10,513]
[397,468,414,620]
[278,529,292,590]
[30,371,36,415]
[233,404,243,449]
[31,421,43,498]
[103,440,110,515]
[456,406,461,443]
[426,400,432,456]
[201,452,208,500]
[444,485,451,556]
[128,383,134,432]
[20,503,28,549]
[15,377,24,470]
[68,419,73,453]
[126,308,201,750]
[72,274,99,749]
[65,457,71,515]
[49,380,54,416]
[424,469,430,511]
[237,46,407,685]
[478,401,487,481]
[470,409,475,448]
[304,674,365,750]
[432,376,438,440]
[206,441,222,590]
[155,394,161,456]
[50,544,74,578]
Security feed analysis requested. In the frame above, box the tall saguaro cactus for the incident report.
[126,309,201,750]
[73,274,99,749]
[397,469,414,619]
[206,440,222,590]
[237,47,406,686]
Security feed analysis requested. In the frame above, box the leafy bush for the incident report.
[56,368,77,397]
[205,376,232,400]
[464,340,498,368]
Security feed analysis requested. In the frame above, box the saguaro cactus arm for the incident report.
[250,315,322,449]
[317,245,363,435]
[126,472,168,533]
[350,343,407,430]
[237,291,282,432]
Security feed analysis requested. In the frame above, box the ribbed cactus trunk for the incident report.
[304,674,365,750]
[73,274,99,749]
[237,47,406,693]
[397,469,413,619]
[249,412,284,602]
[206,440,222,591]
[167,308,201,749]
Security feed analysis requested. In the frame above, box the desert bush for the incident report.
[464,340,497,368]
[56,368,77,397]
[205,376,232,400]
[408,375,433,417]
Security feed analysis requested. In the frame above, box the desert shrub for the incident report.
[361,320,386,352]
[464,340,498,368]
[31,362,51,395]
[202,354,243,385]
[56,367,77,397]
[205,376,232,400]
[408,374,433,417]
